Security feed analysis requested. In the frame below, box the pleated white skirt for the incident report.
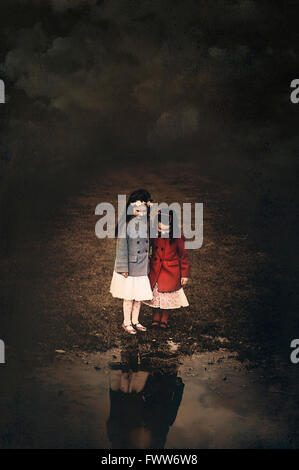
[110,271,153,301]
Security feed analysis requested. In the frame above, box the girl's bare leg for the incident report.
[131,300,141,324]
[123,299,133,325]
[132,301,147,331]
[122,300,137,334]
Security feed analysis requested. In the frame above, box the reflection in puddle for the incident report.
[1,340,298,448]
[107,345,184,448]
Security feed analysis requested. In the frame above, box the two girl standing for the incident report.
[110,189,190,334]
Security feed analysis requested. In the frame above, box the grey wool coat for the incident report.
[114,224,150,277]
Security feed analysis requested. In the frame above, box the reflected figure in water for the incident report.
[107,342,184,449]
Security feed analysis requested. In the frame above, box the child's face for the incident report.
[132,202,148,218]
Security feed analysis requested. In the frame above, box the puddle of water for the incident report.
[0,344,297,449]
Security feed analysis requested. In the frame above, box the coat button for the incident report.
[137,241,140,244]
[146,240,148,243]
[160,259,162,262]
[137,250,140,254]
[145,250,148,253]
[161,247,164,251]
[154,257,157,260]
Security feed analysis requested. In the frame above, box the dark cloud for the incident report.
[0,0,298,178]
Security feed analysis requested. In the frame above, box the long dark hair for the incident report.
[115,189,152,237]
[155,208,180,243]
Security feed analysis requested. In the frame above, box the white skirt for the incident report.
[110,271,153,301]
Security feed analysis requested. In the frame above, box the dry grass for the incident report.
[0,162,289,367]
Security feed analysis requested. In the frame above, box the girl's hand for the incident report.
[121,272,129,278]
[181,277,188,286]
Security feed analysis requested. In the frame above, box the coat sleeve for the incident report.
[177,236,190,278]
[115,236,129,273]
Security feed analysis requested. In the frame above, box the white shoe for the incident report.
[122,323,137,335]
[132,322,147,332]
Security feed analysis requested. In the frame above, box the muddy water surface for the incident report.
[2,340,296,449]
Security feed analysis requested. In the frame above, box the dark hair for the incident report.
[127,189,151,206]
[156,208,179,243]
[115,189,152,237]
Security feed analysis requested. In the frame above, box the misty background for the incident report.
[0,0,298,335]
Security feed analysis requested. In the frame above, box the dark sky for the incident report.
[0,0,298,187]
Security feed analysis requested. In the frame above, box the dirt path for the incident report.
[1,161,283,365]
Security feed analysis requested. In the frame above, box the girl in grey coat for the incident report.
[110,189,153,335]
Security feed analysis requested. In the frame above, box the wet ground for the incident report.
[0,162,298,448]
[1,340,298,449]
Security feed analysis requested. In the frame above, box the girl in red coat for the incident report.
[144,209,190,329]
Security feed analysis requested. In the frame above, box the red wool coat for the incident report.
[149,236,190,293]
